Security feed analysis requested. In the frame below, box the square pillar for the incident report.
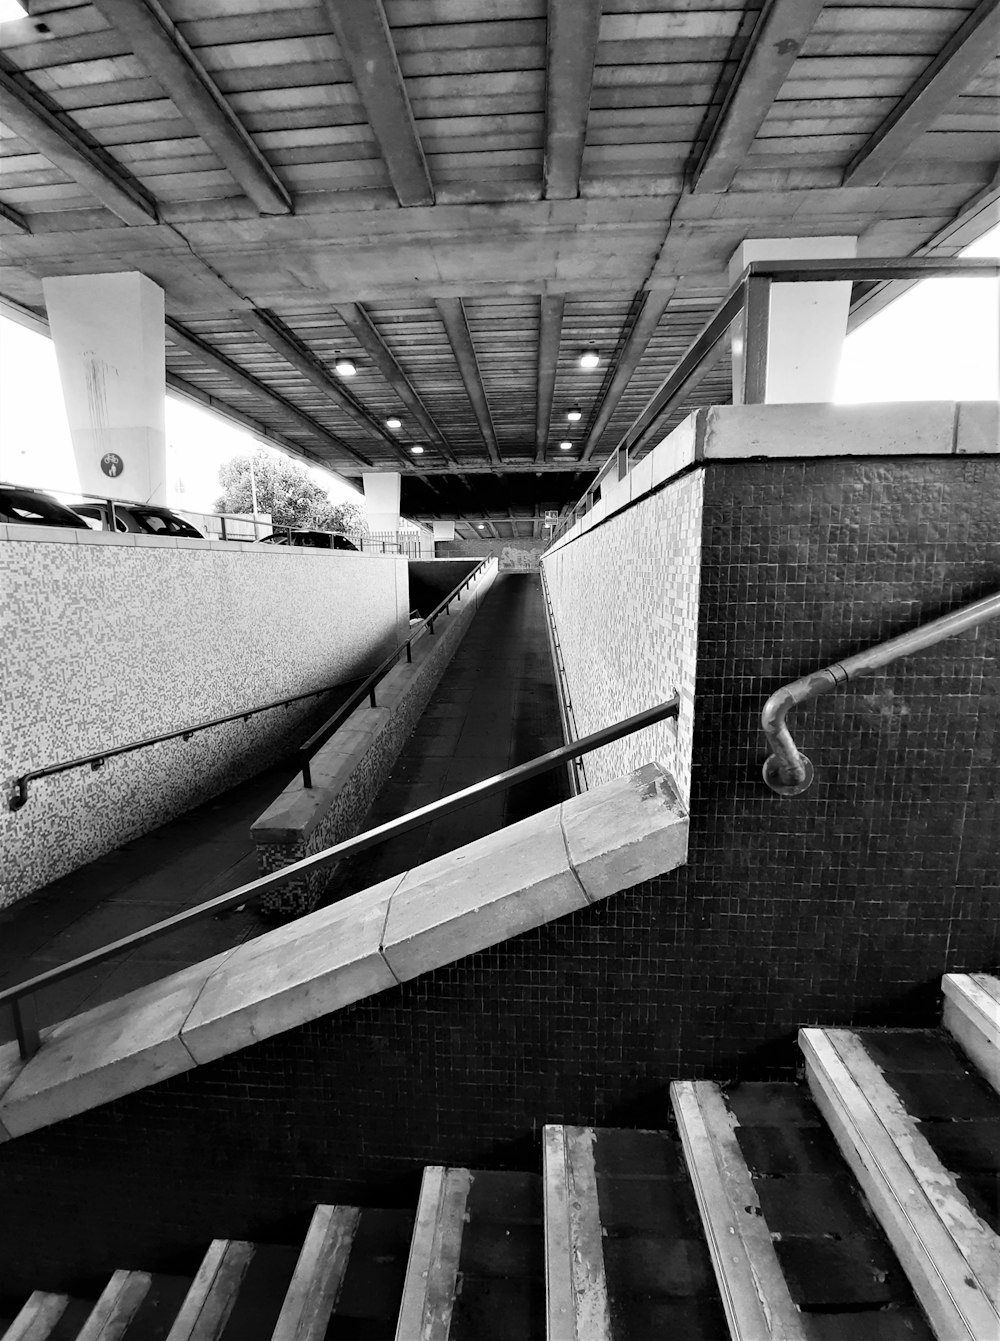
[42,272,166,503]
[363,472,400,533]
[729,236,858,404]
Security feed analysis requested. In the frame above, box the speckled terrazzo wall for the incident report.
[541,470,703,804]
[0,533,410,908]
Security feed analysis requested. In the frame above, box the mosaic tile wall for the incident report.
[0,536,410,907]
[1,458,998,1294]
[436,537,547,570]
[542,470,703,805]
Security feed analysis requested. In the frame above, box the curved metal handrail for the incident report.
[1,693,680,1059]
[298,556,494,786]
[761,589,1000,795]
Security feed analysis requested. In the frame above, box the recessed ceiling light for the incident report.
[386,415,402,429]
[566,405,582,422]
[334,356,357,377]
[559,441,573,450]
[477,523,485,529]
[579,349,600,369]
[410,444,424,454]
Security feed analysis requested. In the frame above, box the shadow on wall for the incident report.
[435,538,547,570]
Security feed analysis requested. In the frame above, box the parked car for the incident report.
[0,484,89,530]
[72,501,203,538]
[256,529,358,550]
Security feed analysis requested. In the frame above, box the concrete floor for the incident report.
[0,572,567,1044]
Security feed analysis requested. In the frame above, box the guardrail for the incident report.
[552,257,1000,542]
[299,557,493,788]
[761,588,1000,795]
[2,692,680,1059]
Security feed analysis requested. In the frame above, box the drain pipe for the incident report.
[762,589,1000,796]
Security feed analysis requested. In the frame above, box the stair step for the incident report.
[544,1123,727,1340]
[727,1081,934,1339]
[77,1270,151,1340]
[271,1205,361,1341]
[115,1277,193,1341]
[396,1167,543,1341]
[164,1242,254,1341]
[671,1083,807,1340]
[215,1245,300,1341]
[943,973,1000,1095]
[4,1295,95,1341]
[333,1208,415,1335]
[801,1026,1000,1341]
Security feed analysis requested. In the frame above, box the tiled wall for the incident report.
[436,537,547,570]
[0,534,410,907]
[1,458,998,1294]
[542,470,702,804]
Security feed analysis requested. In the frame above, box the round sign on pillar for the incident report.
[100,452,124,479]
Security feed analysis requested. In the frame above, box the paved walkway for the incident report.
[0,572,566,1043]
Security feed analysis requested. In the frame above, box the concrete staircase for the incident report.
[4,973,997,1341]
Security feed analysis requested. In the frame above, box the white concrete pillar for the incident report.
[42,272,167,503]
[432,520,455,541]
[728,236,858,404]
[363,471,400,532]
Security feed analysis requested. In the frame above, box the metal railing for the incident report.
[299,557,494,788]
[2,692,680,1059]
[551,257,1000,543]
[761,589,1000,795]
[539,564,587,795]
[7,681,358,813]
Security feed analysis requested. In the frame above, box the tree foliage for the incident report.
[215,449,367,533]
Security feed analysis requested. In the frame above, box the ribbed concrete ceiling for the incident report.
[1,0,996,536]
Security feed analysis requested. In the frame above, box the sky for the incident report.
[0,224,997,512]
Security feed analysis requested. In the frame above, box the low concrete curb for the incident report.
[0,761,688,1142]
[252,558,498,917]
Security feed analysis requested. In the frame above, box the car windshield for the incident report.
[0,488,84,527]
[129,508,202,537]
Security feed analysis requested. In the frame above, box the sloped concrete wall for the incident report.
[0,530,410,907]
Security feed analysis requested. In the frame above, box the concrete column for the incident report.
[42,272,167,503]
[363,471,400,532]
[432,520,455,541]
[728,236,858,403]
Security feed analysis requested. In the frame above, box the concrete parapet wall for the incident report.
[0,529,411,908]
[0,760,687,1147]
[252,559,498,917]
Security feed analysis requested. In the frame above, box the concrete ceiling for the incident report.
[1,0,997,537]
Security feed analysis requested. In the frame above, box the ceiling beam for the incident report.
[322,0,433,207]
[0,198,29,233]
[508,509,519,539]
[0,55,158,224]
[690,0,826,194]
[849,175,1000,329]
[484,519,500,541]
[386,462,596,475]
[90,0,291,215]
[844,0,1000,187]
[335,301,457,463]
[239,308,417,469]
[543,0,602,200]
[166,319,373,469]
[534,294,564,464]
[436,297,502,465]
[581,288,673,463]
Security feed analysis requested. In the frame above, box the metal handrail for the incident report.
[2,692,680,1058]
[552,256,1000,542]
[7,680,357,813]
[761,589,1000,795]
[298,557,494,787]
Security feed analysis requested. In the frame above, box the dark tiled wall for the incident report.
[2,458,998,1298]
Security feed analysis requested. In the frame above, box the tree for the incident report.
[215,449,366,533]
